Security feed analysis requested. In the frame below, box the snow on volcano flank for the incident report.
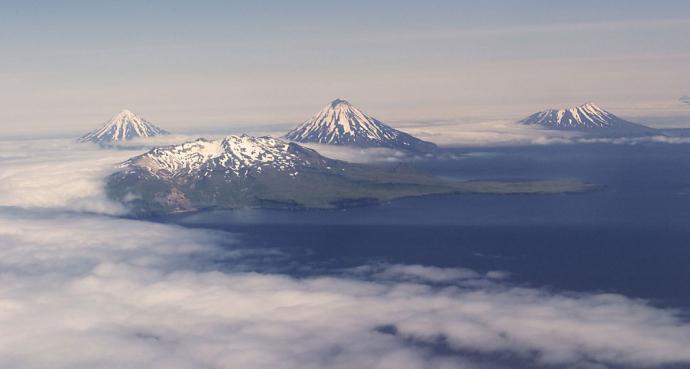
[284,99,438,153]
[123,135,328,179]
[519,103,653,132]
[78,109,169,143]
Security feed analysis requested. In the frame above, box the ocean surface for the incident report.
[162,143,690,311]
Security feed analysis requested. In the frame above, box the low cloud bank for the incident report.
[1,209,690,369]
[0,139,137,214]
[300,143,415,163]
[401,120,690,147]
[103,133,227,149]
[401,120,580,147]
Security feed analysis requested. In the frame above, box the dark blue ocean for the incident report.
[163,143,690,311]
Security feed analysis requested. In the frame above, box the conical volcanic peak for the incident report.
[284,99,438,153]
[78,109,169,143]
[519,103,653,133]
[329,98,351,107]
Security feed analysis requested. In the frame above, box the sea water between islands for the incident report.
[154,143,690,312]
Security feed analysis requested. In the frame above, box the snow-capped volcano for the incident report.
[519,103,653,133]
[123,135,328,179]
[107,134,453,214]
[284,99,438,153]
[78,110,169,143]
[107,134,591,215]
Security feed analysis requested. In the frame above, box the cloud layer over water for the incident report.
[403,120,690,147]
[0,139,135,213]
[2,209,690,369]
[2,138,690,369]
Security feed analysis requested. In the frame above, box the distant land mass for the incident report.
[519,103,656,136]
[284,99,439,154]
[106,135,592,216]
[79,110,169,144]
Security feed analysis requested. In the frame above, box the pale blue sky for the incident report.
[2,0,690,136]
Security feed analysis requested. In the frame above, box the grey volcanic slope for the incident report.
[284,99,438,153]
[79,109,169,144]
[519,103,655,135]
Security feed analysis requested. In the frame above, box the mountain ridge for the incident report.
[120,135,328,180]
[284,99,438,154]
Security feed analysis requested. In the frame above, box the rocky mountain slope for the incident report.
[79,110,169,144]
[284,99,438,153]
[519,103,654,134]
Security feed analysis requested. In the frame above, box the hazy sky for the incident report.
[2,0,690,136]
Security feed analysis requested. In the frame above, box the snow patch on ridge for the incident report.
[123,135,324,179]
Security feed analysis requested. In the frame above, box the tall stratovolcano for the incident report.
[78,110,169,144]
[284,99,438,153]
[519,103,654,134]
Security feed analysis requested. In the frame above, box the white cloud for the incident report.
[401,120,690,147]
[402,120,580,147]
[577,135,690,144]
[104,133,229,149]
[1,209,690,369]
[299,143,414,163]
[355,264,483,283]
[0,139,139,214]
